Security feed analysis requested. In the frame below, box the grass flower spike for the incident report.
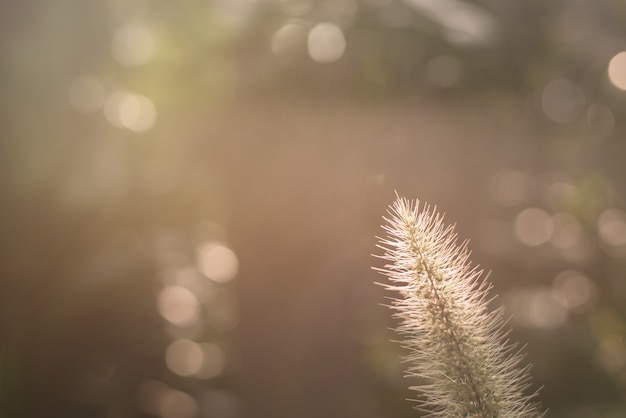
[375,196,542,417]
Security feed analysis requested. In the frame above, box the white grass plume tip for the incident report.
[375,196,543,418]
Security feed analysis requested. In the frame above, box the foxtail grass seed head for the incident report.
[374,196,543,417]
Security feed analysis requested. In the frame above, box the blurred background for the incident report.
[1,0,626,417]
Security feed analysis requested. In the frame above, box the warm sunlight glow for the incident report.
[112,23,157,67]
[196,242,239,283]
[158,285,200,326]
[104,91,157,132]
[307,23,346,63]
[608,51,626,91]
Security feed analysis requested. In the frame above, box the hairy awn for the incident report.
[375,196,543,417]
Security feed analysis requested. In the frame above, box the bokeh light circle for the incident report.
[272,21,306,55]
[166,339,204,377]
[515,207,554,246]
[551,270,596,312]
[608,51,626,91]
[307,23,346,63]
[158,285,200,326]
[196,242,239,283]
[104,91,157,132]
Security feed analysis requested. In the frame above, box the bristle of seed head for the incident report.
[375,197,543,418]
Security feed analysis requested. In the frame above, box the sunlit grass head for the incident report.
[375,195,543,418]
